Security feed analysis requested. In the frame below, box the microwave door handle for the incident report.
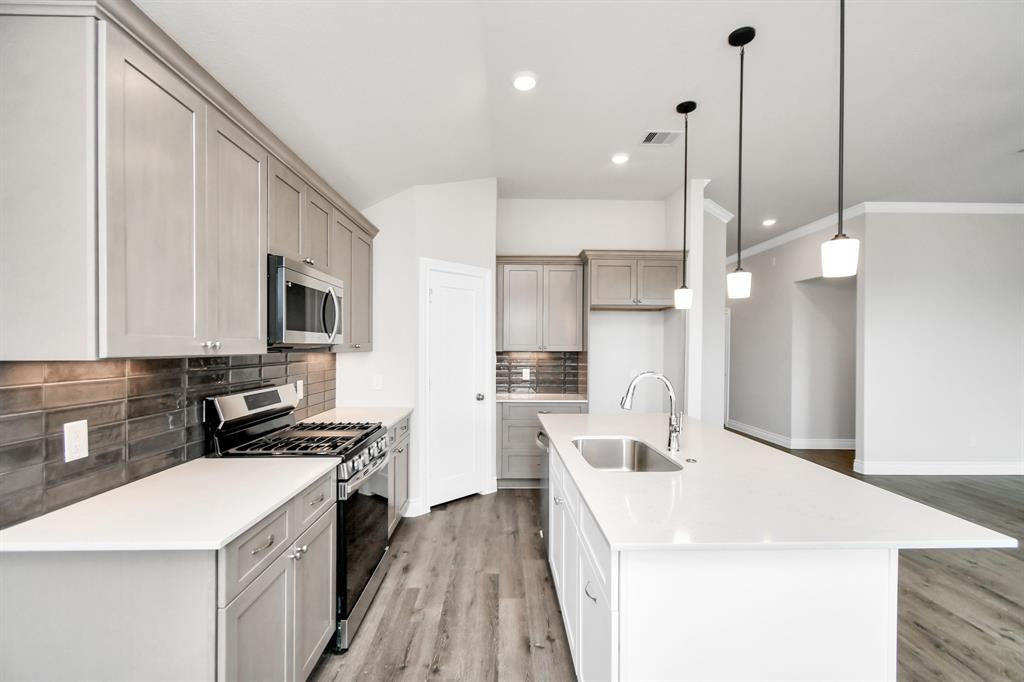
[323,287,339,343]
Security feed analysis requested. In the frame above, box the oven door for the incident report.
[338,456,389,621]
[268,256,343,346]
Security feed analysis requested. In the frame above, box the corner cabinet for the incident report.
[497,257,584,352]
[580,250,684,311]
[0,7,378,360]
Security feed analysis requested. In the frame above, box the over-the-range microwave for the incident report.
[267,254,344,349]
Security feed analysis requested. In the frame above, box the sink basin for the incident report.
[571,437,682,472]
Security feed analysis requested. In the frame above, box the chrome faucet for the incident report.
[620,371,681,452]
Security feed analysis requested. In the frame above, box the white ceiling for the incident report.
[138,0,1023,251]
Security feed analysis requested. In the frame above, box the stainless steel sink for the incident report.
[571,437,682,472]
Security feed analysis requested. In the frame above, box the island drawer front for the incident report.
[295,471,335,528]
[579,502,612,596]
[502,402,585,421]
[219,504,293,607]
[503,451,543,478]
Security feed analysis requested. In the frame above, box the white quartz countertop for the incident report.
[304,406,412,428]
[496,393,588,403]
[539,413,1018,552]
[0,458,339,552]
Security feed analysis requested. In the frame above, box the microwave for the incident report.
[268,254,344,348]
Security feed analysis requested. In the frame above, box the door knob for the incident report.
[476,393,485,401]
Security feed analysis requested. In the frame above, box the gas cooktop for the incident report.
[225,421,381,457]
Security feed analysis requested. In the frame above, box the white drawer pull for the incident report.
[250,534,275,555]
[584,581,598,603]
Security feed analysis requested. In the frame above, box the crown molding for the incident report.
[703,198,734,223]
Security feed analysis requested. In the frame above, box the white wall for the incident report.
[588,311,667,413]
[791,278,856,447]
[858,211,1024,474]
[497,198,666,255]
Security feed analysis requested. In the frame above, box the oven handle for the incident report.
[339,456,388,500]
[323,287,340,343]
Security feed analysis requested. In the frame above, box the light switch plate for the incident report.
[63,420,89,462]
[296,380,304,399]
[521,368,531,380]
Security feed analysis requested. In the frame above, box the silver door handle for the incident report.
[584,581,598,603]
[288,545,307,561]
[309,492,325,506]
[250,534,275,555]
[394,447,405,454]
[553,496,563,505]
[212,340,221,350]
[535,431,549,450]
[476,393,485,401]
[324,287,339,343]
[303,258,315,266]
[201,341,212,350]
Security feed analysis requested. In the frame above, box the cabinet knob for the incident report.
[200,341,212,350]
[476,393,485,401]
[352,344,362,349]
[303,258,315,266]
[212,340,221,351]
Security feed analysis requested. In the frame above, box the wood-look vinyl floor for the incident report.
[312,448,1023,682]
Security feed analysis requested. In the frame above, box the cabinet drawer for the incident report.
[219,505,293,607]
[502,420,546,450]
[502,451,543,478]
[391,415,410,443]
[502,402,585,421]
[578,545,614,682]
[294,472,335,528]
[579,502,612,597]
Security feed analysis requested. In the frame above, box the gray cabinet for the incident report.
[497,402,586,481]
[388,427,410,537]
[103,26,208,358]
[303,189,332,270]
[293,508,337,682]
[498,261,583,352]
[347,230,373,351]
[269,157,305,262]
[206,108,267,355]
[581,251,684,311]
[328,209,354,290]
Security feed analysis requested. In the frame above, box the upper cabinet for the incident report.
[0,7,378,360]
[497,259,584,352]
[581,251,684,311]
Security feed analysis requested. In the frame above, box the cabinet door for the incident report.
[578,549,613,682]
[395,440,409,516]
[219,549,293,682]
[346,230,372,351]
[387,453,398,537]
[293,507,337,682]
[543,265,583,351]
[269,157,305,261]
[589,259,637,306]
[502,264,544,350]
[637,259,683,306]
[103,27,208,357]
[303,189,331,270]
[329,209,355,339]
[206,108,267,355]
[563,515,580,658]
[548,477,565,595]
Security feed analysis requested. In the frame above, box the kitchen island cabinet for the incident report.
[539,413,1016,681]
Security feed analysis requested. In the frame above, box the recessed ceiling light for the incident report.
[512,72,537,91]
[762,218,777,227]
[611,153,630,165]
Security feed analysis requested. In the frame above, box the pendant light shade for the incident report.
[727,26,755,300]
[726,269,752,299]
[821,0,860,277]
[673,100,697,310]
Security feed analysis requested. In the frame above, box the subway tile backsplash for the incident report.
[496,351,587,395]
[0,352,337,529]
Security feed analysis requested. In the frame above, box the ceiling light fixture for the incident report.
[512,72,537,91]
[762,218,777,227]
[821,0,860,277]
[727,26,756,300]
[611,153,630,165]
[674,101,697,310]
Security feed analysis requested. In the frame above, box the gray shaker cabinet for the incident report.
[303,189,332,270]
[103,26,209,358]
[269,157,306,262]
[637,259,683,306]
[543,265,584,351]
[581,251,685,311]
[588,259,636,307]
[293,507,338,682]
[389,434,410,537]
[347,230,373,351]
[499,262,583,352]
[502,264,544,351]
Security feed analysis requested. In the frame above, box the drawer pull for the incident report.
[584,581,598,603]
[554,496,563,506]
[394,447,405,454]
[309,492,326,506]
[401,424,408,431]
[250,534,275,555]
[538,411,550,414]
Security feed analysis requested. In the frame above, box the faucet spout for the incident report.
[619,371,682,452]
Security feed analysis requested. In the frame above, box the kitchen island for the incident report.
[538,412,1016,682]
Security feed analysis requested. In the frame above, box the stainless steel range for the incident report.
[205,383,391,653]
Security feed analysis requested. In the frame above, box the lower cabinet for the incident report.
[388,433,410,537]
[577,547,613,682]
[219,504,336,682]
[498,402,587,482]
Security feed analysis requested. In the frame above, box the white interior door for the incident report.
[427,265,489,506]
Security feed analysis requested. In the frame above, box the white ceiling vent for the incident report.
[641,130,682,146]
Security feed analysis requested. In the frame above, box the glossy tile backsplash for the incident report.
[495,351,587,395]
[0,352,336,529]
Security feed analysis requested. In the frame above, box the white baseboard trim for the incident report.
[403,498,431,517]
[726,420,791,449]
[790,438,855,450]
[854,459,1024,476]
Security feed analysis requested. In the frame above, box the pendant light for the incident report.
[821,0,860,277]
[673,100,697,310]
[727,27,755,300]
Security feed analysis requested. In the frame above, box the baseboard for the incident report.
[497,478,541,490]
[789,438,855,450]
[854,459,1024,476]
[403,498,430,517]
[726,419,791,449]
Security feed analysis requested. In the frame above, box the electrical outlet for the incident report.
[296,380,304,399]
[521,368,530,381]
[63,420,89,462]
[372,375,383,390]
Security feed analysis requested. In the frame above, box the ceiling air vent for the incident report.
[641,130,682,145]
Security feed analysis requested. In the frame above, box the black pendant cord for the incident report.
[736,45,745,271]
[682,112,689,288]
[837,0,846,236]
